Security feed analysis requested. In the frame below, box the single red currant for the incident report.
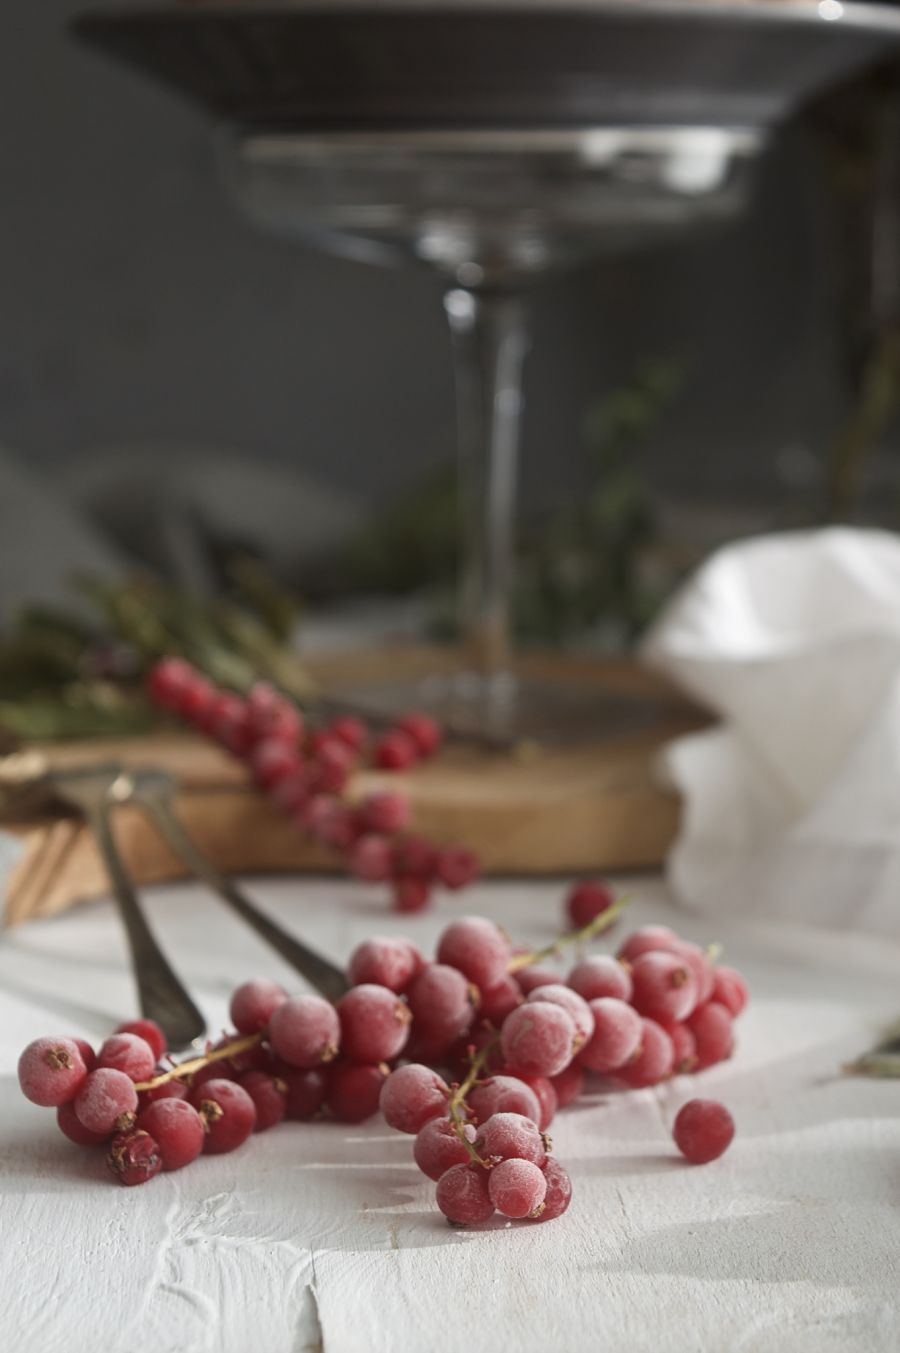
[489,1158,547,1219]
[18,1037,88,1107]
[229,978,288,1035]
[435,1163,494,1225]
[379,1064,449,1134]
[673,1099,735,1164]
[190,1078,256,1154]
[107,1130,162,1186]
[137,1099,206,1169]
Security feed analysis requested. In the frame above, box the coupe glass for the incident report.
[221,125,763,739]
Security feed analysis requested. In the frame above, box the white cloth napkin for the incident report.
[641,527,900,937]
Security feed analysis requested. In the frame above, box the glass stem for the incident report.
[443,285,529,690]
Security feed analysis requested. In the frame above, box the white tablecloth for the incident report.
[2,877,899,1353]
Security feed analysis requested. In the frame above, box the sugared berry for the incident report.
[515,966,560,995]
[437,917,512,991]
[97,1033,156,1083]
[711,966,749,1018]
[74,1068,138,1134]
[238,1071,289,1131]
[357,791,411,835]
[230,978,288,1035]
[407,965,475,1047]
[686,1001,734,1070]
[550,1062,585,1109]
[479,975,523,1024]
[565,879,614,930]
[474,1112,547,1167]
[578,998,643,1074]
[489,1157,547,1219]
[510,1074,557,1130]
[435,847,481,891]
[269,995,341,1069]
[612,1018,675,1089]
[138,1099,206,1169]
[190,1078,256,1154]
[673,1099,735,1163]
[57,1100,108,1147]
[629,951,698,1024]
[533,1158,573,1221]
[325,1061,388,1122]
[380,1064,449,1134]
[466,1076,541,1127]
[115,1019,167,1063]
[501,1002,576,1078]
[413,1116,471,1181]
[18,1037,88,1107]
[525,985,594,1047]
[348,834,394,883]
[347,937,423,992]
[567,955,632,1003]
[435,1163,494,1224]
[336,984,412,1064]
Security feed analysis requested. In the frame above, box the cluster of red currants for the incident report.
[16,889,742,1213]
[146,657,480,911]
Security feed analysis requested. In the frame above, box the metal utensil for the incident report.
[46,765,207,1050]
[122,767,349,1003]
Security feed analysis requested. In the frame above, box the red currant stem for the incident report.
[132,1032,264,1092]
[706,942,723,964]
[507,896,632,973]
[447,1036,501,1168]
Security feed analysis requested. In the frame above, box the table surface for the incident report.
[2,875,899,1353]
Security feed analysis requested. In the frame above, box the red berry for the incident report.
[380,1064,449,1134]
[666,1022,698,1074]
[514,966,559,995]
[630,951,698,1025]
[437,917,512,991]
[178,673,217,727]
[686,1001,734,1070]
[138,1075,190,1109]
[565,879,615,930]
[138,1099,206,1169]
[578,998,643,1074]
[466,1075,541,1127]
[478,975,523,1025]
[57,1100,109,1147]
[309,738,356,794]
[550,1061,585,1109]
[357,791,411,835]
[270,769,314,815]
[501,1002,576,1078]
[395,713,442,758]
[300,794,355,849]
[567,955,633,1003]
[73,1039,98,1073]
[407,965,475,1047]
[613,1018,675,1089]
[190,1078,256,1154]
[251,738,301,789]
[525,984,594,1048]
[208,693,253,756]
[347,937,423,992]
[336,985,412,1064]
[474,1112,547,1166]
[617,925,683,964]
[230,979,288,1035]
[392,836,438,881]
[281,1067,327,1121]
[268,995,341,1069]
[18,1037,88,1107]
[147,656,195,711]
[676,941,715,1005]
[74,1068,139,1135]
[673,1098,735,1164]
[325,1061,388,1123]
[392,878,432,914]
[97,1033,156,1083]
[245,682,302,745]
[413,1117,471,1181]
[107,1130,162,1186]
[711,966,749,1018]
[532,1158,573,1221]
[348,834,394,883]
[329,716,368,752]
[434,846,480,891]
[509,1074,557,1130]
[238,1071,288,1132]
[115,1019,167,1063]
[374,730,419,770]
[489,1157,547,1219]
[436,1163,494,1224]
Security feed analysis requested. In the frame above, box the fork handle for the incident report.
[136,794,349,1004]
[87,802,207,1050]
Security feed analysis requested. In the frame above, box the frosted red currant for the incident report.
[525,984,594,1047]
[392,836,439,881]
[437,917,512,991]
[413,1116,471,1181]
[97,1033,156,1083]
[514,966,559,995]
[329,716,368,752]
[57,1100,109,1147]
[578,998,643,1074]
[18,1037,88,1107]
[115,1019,167,1063]
[147,656,195,710]
[673,1099,735,1163]
[567,954,633,1003]
[565,879,614,930]
[406,964,475,1047]
[686,1001,734,1070]
[374,730,419,770]
[190,1078,256,1153]
[489,1158,547,1219]
[310,739,356,795]
[510,1075,557,1130]
[357,791,411,835]
[245,681,302,745]
[612,1018,675,1089]
[73,1038,98,1073]
[393,879,432,914]
[281,1067,327,1121]
[676,941,715,1005]
[379,1063,449,1134]
[229,978,288,1035]
[617,925,682,964]
[479,975,523,1025]
[395,713,442,758]
[473,1112,548,1167]
[74,1068,138,1134]
[629,951,698,1024]
[238,1071,289,1131]
[666,1022,698,1074]
[336,984,412,1064]
[550,1061,585,1109]
[348,834,394,883]
[325,1061,389,1123]
[138,1099,206,1169]
[251,738,301,789]
[107,1130,162,1186]
[466,1076,541,1127]
[268,994,341,1069]
[533,1158,573,1221]
[139,1074,190,1109]
[434,847,480,891]
[435,1163,494,1225]
[711,966,749,1018]
[347,937,423,992]
[501,1002,576,1078]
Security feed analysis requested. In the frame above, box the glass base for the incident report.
[330,664,670,748]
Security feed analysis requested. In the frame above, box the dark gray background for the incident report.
[0,2,848,524]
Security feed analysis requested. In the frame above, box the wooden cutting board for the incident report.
[1,651,706,926]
